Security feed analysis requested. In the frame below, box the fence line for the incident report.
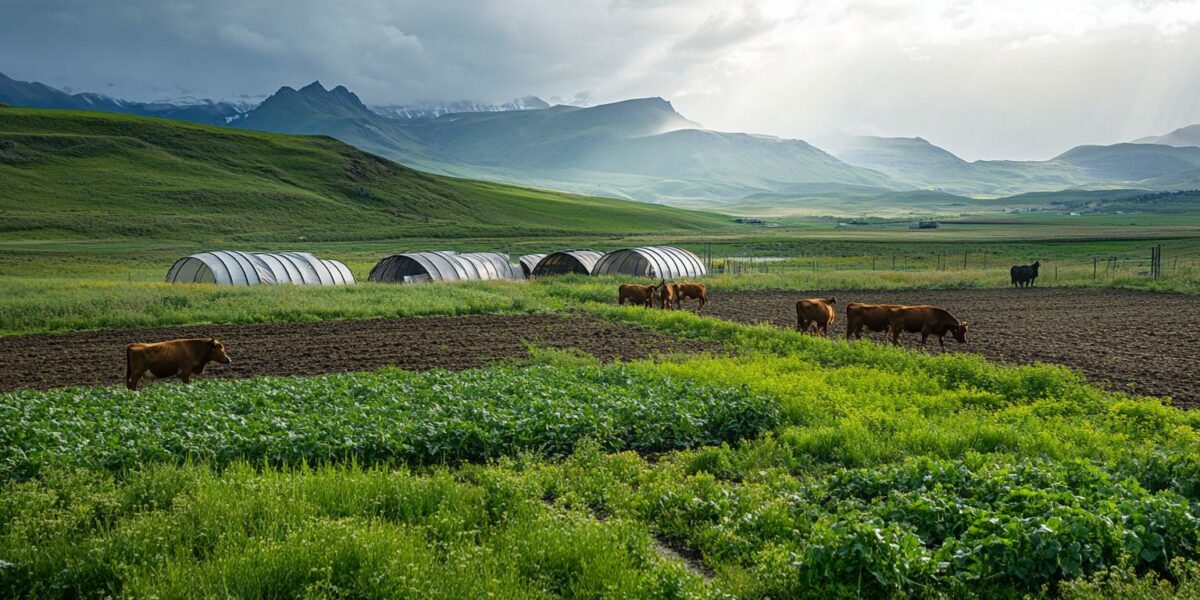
[704,244,1186,282]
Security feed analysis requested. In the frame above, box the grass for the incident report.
[4,263,1198,336]
[0,108,736,243]
[4,308,1200,597]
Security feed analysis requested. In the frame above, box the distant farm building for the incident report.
[517,254,546,278]
[531,249,604,276]
[915,220,940,229]
[368,251,518,284]
[166,251,354,285]
[591,246,706,279]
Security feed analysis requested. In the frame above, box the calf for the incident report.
[1010,261,1040,288]
[618,283,658,308]
[658,282,678,310]
[673,283,708,311]
[796,297,836,336]
[887,306,969,349]
[845,302,899,340]
[126,336,232,391]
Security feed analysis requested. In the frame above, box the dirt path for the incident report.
[0,315,721,392]
[703,288,1200,406]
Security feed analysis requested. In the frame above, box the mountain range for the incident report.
[3,71,1200,208]
[0,72,252,126]
[819,135,1200,197]
[372,96,551,120]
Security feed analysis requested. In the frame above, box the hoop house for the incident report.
[592,246,706,279]
[165,251,355,286]
[532,249,603,276]
[518,254,546,278]
[368,251,519,283]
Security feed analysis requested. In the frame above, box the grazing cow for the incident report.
[796,297,836,336]
[126,336,232,391]
[659,282,679,310]
[887,306,969,349]
[1010,261,1040,288]
[618,283,659,308]
[673,283,708,311]
[845,302,900,340]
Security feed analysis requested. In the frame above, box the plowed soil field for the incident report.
[0,314,721,392]
[703,288,1200,406]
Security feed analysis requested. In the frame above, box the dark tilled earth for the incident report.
[0,314,721,392]
[703,287,1200,406]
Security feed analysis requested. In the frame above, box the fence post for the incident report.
[1093,257,1097,280]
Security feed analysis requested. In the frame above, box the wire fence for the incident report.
[701,243,1193,282]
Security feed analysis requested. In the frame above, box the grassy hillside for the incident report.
[0,108,736,244]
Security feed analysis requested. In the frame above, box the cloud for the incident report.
[0,0,1198,159]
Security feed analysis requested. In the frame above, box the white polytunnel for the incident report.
[591,246,707,279]
[518,254,546,279]
[368,251,520,283]
[165,251,356,286]
[532,249,604,276]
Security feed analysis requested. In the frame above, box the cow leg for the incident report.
[698,296,706,311]
[178,367,193,384]
[938,335,945,350]
[127,368,144,391]
[919,332,929,349]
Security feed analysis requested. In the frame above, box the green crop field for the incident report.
[3,309,1200,598]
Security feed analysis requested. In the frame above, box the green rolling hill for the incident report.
[0,108,738,243]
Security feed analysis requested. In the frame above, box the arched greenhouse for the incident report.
[165,251,354,286]
[531,249,603,276]
[518,254,546,278]
[591,246,706,279]
[368,251,519,283]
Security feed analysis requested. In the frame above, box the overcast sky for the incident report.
[2,0,1199,160]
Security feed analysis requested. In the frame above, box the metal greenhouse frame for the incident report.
[532,249,604,276]
[591,246,706,279]
[518,254,547,278]
[368,251,520,283]
[165,251,354,286]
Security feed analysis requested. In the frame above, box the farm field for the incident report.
[0,314,721,392]
[5,107,1200,598]
[704,288,1200,406]
[4,308,1200,598]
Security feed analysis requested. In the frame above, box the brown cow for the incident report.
[673,283,707,311]
[796,297,836,336]
[659,282,678,310]
[887,306,969,349]
[618,283,659,308]
[126,336,232,390]
[845,302,901,340]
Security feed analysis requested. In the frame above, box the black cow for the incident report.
[1010,261,1040,288]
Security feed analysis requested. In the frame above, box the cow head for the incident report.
[1031,261,1041,273]
[209,337,232,364]
[952,322,970,343]
[826,297,836,305]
